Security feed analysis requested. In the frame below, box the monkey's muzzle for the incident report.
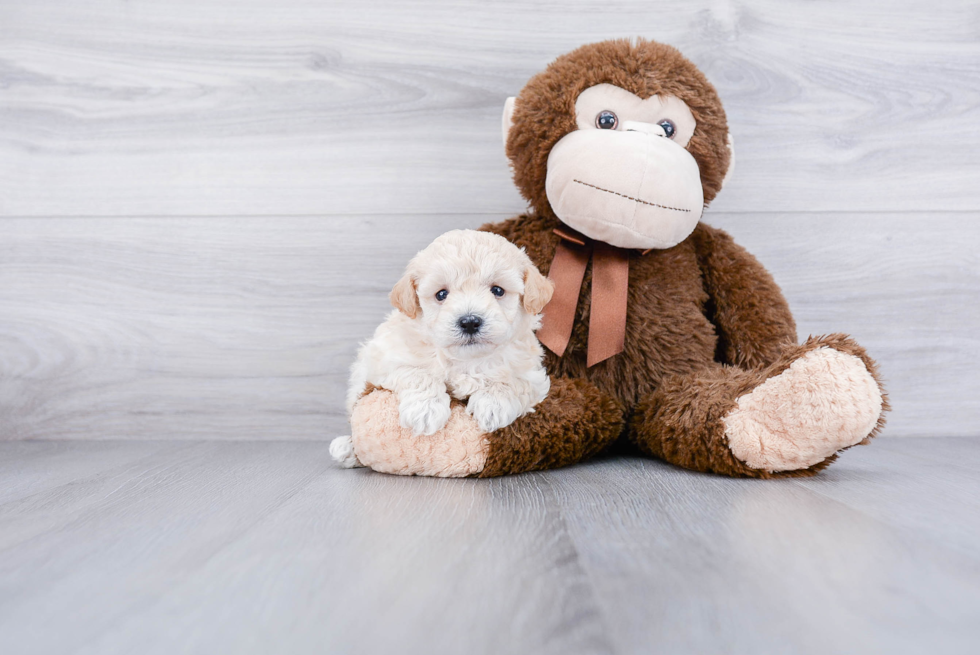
[545,129,704,250]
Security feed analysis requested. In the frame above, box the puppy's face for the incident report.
[390,230,554,358]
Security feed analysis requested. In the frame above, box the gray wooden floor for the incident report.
[1,438,978,654]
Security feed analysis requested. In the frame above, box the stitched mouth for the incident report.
[572,179,691,213]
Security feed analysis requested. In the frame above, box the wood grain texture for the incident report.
[1,1,976,442]
[1,213,976,441]
[1,439,978,654]
[2,0,979,216]
[550,443,980,654]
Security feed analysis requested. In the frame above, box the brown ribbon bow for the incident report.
[536,225,632,367]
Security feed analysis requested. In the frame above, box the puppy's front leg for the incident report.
[466,385,525,434]
[398,389,452,436]
[391,372,452,436]
[467,371,549,433]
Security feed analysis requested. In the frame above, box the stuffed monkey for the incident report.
[344,38,888,478]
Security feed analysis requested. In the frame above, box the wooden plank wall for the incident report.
[1,0,978,440]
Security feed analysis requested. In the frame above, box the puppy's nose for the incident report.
[458,314,483,335]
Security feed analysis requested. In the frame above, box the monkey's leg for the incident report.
[349,377,624,478]
[629,334,889,478]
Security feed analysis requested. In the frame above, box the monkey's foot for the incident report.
[349,390,489,477]
[723,343,884,472]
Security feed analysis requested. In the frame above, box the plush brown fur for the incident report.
[479,377,625,477]
[474,38,889,477]
[483,218,796,410]
[507,38,731,217]
[477,211,889,477]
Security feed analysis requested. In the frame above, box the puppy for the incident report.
[330,229,554,468]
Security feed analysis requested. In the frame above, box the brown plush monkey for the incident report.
[344,38,888,478]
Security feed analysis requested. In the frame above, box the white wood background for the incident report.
[1,0,978,439]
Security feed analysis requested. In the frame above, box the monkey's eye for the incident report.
[658,119,676,139]
[490,285,505,298]
[595,110,618,130]
[435,289,448,301]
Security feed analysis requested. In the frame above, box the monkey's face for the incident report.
[544,84,703,250]
[503,39,733,251]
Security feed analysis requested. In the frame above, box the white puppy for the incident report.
[330,229,554,468]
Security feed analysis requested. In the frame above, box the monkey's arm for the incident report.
[690,224,798,369]
[478,376,623,476]
[347,376,623,477]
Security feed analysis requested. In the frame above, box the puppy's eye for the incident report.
[658,119,676,139]
[435,289,448,301]
[595,110,618,130]
[490,286,505,298]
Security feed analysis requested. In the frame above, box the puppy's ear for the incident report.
[522,266,554,315]
[390,273,421,318]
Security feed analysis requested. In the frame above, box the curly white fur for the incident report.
[343,230,554,443]
[329,435,362,468]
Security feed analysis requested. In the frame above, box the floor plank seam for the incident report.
[537,474,620,655]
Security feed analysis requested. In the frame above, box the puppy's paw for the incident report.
[467,389,523,433]
[398,391,452,436]
[330,436,363,468]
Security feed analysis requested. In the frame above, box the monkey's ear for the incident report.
[390,273,421,318]
[501,96,516,147]
[522,266,554,315]
[720,133,735,191]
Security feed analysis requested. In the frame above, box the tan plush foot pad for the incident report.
[350,390,489,477]
[723,347,884,472]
